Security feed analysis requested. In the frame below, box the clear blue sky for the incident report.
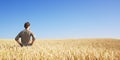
[0,0,120,39]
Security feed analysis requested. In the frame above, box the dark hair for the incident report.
[24,22,30,29]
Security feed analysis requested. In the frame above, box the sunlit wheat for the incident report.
[0,38,120,60]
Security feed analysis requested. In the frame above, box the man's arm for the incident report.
[30,32,35,45]
[15,32,23,47]
[16,40,23,47]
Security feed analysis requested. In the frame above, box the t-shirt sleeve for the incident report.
[15,32,21,41]
[31,32,35,40]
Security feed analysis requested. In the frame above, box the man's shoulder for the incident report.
[29,30,34,34]
[23,29,33,33]
[19,29,33,35]
[20,29,26,32]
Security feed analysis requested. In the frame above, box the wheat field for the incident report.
[0,38,120,60]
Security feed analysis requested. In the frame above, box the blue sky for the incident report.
[0,0,120,39]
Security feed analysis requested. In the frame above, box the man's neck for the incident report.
[25,28,30,30]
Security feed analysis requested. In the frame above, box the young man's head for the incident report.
[24,22,30,29]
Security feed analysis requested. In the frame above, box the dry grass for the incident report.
[0,38,120,60]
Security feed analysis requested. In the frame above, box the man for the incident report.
[15,22,35,47]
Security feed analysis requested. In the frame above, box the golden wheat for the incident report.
[0,38,120,60]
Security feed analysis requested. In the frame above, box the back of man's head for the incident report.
[24,22,30,29]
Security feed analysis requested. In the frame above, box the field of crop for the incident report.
[0,38,120,60]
